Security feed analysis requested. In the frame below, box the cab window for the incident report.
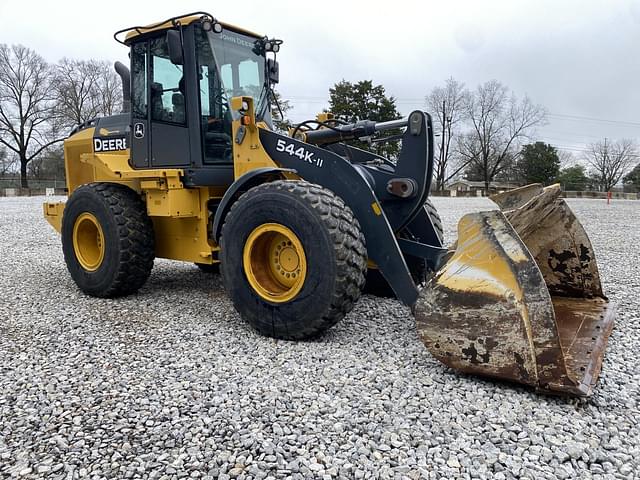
[149,36,186,124]
[131,43,147,119]
[195,27,233,164]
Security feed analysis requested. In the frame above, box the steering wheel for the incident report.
[211,89,227,105]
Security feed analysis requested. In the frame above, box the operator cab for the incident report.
[117,13,280,186]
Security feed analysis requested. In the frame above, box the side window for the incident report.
[131,43,147,119]
[149,36,186,124]
[220,64,232,98]
[199,65,210,116]
[238,60,260,96]
[195,27,232,164]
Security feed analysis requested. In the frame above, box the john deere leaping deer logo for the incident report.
[134,123,145,139]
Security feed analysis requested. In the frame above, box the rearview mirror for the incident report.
[167,30,183,65]
[267,58,279,84]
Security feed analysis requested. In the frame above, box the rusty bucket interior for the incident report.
[415,184,615,396]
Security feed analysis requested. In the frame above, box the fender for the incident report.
[212,167,296,241]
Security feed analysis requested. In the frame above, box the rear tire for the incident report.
[220,180,367,340]
[364,199,443,298]
[61,183,155,297]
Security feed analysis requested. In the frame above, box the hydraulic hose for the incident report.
[303,118,408,145]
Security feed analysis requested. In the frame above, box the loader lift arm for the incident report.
[259,111,448,305]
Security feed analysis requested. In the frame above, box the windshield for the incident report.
[207,29,271,125]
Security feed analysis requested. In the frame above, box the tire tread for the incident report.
[220,180,366,339]
[64,183,154,297]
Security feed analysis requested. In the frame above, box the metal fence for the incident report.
[1,177,638,200]
[0,177,66,189]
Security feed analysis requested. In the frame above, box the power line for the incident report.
[549,144,640,158]
[548,113,640,127]
[537,129,605,139]
[281,95,640,127]
[541,137,594,147]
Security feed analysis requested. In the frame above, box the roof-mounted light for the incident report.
[262,37,283,53]
[202,17,223,33]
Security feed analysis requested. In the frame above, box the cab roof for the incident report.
[119,13,263,44]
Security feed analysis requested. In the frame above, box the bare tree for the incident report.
[96,61,122,116]
[584,138,638,191]
[53,58,122,127]
[28,144,65,181]
[558,149,574,168]
[425,77,469,190]
[0,145,16,175]
[0,44,63,188]
[458,80,547,193]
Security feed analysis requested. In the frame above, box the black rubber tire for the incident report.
[61,183,155,297]
[195,263,220,273]
[364,199,443,298]
[220,180,367,340]
[425,198,444,244]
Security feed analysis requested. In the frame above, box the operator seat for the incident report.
[150,82,166,121]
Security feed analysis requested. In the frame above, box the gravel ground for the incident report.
[0,195,638,480]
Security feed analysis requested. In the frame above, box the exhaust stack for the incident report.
[114,61,131,114]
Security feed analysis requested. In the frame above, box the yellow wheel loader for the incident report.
[44,12,614,396]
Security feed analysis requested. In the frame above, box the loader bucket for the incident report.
[415,184,615,396]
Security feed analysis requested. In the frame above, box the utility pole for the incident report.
[604,137,609,192]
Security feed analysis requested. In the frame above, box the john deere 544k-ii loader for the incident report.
[44,12,615,396]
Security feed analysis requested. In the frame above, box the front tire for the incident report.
[220,180,367,340]
[61,183,155,297]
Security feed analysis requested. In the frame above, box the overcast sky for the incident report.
[1,0,639,162]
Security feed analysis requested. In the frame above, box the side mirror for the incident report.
[267,58,279,84]
[167,30,184,65]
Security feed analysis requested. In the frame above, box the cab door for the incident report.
[148,35,191,167]
[130,34,192,169]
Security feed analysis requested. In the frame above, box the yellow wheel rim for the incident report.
[243,223,307,303]
[72,213,105,271]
